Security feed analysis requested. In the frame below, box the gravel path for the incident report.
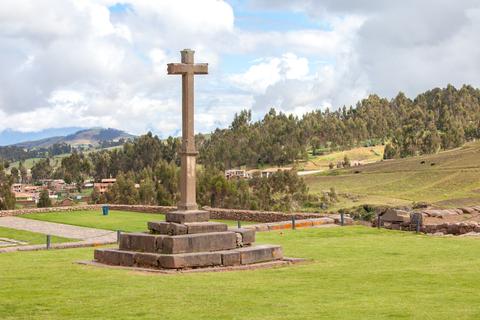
[0,216,116,241]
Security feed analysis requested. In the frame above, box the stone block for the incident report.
[229,228,255,245]
[460,207,476,214]
[159,252,222,269]
[237,245,283,265]
[119,233,165,253]
[134,252,160,268]
[185,222,228,234]
[94,249,135,266]
[148,221,188,235]
[329,215,353,225]
[162,232,237,254]
[166,210,209,223]
[220,251,241,266]
[381,209,411,223]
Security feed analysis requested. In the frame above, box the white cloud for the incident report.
[1,0,480,138]
[0,0,236,136]
[254,0,480,98]
[229,53,309,94]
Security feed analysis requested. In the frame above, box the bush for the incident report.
[37,189,52,208]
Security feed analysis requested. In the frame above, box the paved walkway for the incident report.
[0,217,116,240]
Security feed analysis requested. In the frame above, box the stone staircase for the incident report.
[94,210,283,269]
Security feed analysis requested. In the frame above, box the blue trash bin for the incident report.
[102,205,109,216]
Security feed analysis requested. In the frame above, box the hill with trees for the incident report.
[1,84,479,212]
[201,84,480,169]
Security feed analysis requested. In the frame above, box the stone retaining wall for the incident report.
[422,222,480,235]
[0,204,334,223]
[205,207,328,222]
[374,206,480,236]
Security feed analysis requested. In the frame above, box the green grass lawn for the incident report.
[20,210,254,232]
[305,141,480,209]
[1,226,480,319]
[0,226,73,246]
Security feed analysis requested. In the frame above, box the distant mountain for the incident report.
[0,127,84,146]
[11,128,135,149]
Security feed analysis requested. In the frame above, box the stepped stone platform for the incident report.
[94,210,284,270]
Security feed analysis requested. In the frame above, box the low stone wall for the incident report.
[0,204,337,224]
[205,207,329,223]
[422,222,480,235]
[374,206,480,236]
[0,205,102,217]
[245,217,336,231]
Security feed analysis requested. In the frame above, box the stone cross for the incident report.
[167,49,208,211]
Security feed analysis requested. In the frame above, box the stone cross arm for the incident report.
[167,63,208,75]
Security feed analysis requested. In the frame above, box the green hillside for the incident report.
[304,141,480,209]
[14,128,134,149]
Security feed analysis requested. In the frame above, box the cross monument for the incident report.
[167,49,208,212]
[93,49,284,270]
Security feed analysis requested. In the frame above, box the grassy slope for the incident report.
[299,145,384,171]
[1,227,480,319]
[20,210,253,232]
[9,153,70,171]
[0,226,73,246]
[304,141,480,209]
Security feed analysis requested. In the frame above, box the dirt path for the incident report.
[298,169,323,176]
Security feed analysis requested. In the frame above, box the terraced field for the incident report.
[299,145,384,171]
[304,141,480,209]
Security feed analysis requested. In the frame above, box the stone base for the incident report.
[79,257,304,274]
[165,210,209,223]
[94,244,283,269]
[148,221,227,235]
[93,208,284,271]
[119,231,238,254]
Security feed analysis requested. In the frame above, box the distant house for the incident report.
[39,179,67,192]
[11,183,23,193]
[13,192,36,201]
[225,169,251,180]
[57,197,74,207]
[83,181,94,188]
[23,185,42,193]
[225,168,291,180]
[101,178,117,183]
[247,168,291,179]
[94,178,117,195]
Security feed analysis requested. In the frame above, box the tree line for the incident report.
[2,84,479,211]
[202,84,480,166]
[0,143,72,162]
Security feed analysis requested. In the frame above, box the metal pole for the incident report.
[416,217,420,234]
[46,235,51,249]
[237,220,241,229]
[292,215,296,230]
[340,212,345,226]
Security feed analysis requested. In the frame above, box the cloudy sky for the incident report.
[1,0,480,139]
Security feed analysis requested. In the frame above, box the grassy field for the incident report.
[305,141,480,209]
[1,226,480,319]
[0,226,73,246]
[20,210,253,232]
[8,153,71,171]
[299,145,384,171]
